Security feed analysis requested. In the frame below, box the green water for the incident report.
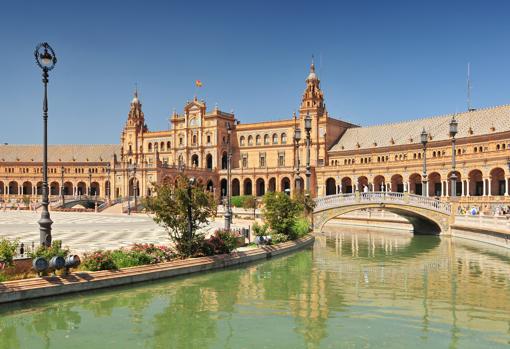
[2,231,510,349]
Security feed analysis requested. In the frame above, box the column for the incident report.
[461,180,465,196]
[466,179,470,197]
[445,180,449,197]
[487,177,492,196]
[339,184,342,193]
[506,178,509,196]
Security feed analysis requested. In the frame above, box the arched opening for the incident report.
[206,180,214,192]
[341,177,352,193]
[280,177,290,194]
[490,167,506,196]
[232,178,240,196]
[268,177,276,192]
[468,169,483,196]
[63,182,73,196]
[243,178,253,195]
[191,154,199,168]
[220,179,228,197]
[409,173,422,195]
[325,178,336,195]
[49,182,59,196]
[128,178,139,197]
[391,174,404,193]
[206,154,213,170]
[357,176,369,192]
[36,181,43,195]
[105,180,111,197]
[428,172,441,197]
[91,182,100,196]
[22,181,33,195]
[0,181,4,195]
[447,171,462,196]
[256,178,265,196]
[221,152,228,170]
[295,177,304,193]
[77,182,86,196]
[373,175,385,192]
[8,181,18,195]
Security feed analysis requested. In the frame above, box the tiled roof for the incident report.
[330,104,510,152]
[0,144,120,163]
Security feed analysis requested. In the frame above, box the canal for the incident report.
[1,230,510,348]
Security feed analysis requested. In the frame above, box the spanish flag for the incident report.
[195,80,203,87]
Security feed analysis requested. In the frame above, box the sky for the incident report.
[1,0,509,144]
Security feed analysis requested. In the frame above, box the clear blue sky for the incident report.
[1,0,509,144]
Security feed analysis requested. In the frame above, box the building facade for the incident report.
[1,62,509,206]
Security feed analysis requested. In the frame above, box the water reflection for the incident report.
[1,230,510,348]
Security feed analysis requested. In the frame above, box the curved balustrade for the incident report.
[314,192,451,215]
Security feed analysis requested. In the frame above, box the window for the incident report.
[264,134,269,145]
[207,135,211,144]
[160,142,165,151]
[179,137,183,146]
[272,133,278,144]
[248,135,253,146]
[259,153,266,168]
[281,133,287,144]
[148,143,152,152]
[256,135,261,145]
[278,152,285,167]
[242,154,248,168]
[240,136,245,146]
[192,134,197,144]
[167,141,171,149]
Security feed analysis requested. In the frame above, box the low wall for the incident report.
[325,213,412,232]
[452,224,510,249]
[0,235,314,304]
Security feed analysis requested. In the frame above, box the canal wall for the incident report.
[0,235,314,304]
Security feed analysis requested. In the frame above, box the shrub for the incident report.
[0,238,19,267]
[30,240,70,261]
[270,233,288,244]
[262,192,302,238]
[230,195,253,208]
[291,217,310,239]
[131,243,175,263]
[200,229,240,256]
[252,222,269,237]
[242,196,258,218]
[82,250,117,271]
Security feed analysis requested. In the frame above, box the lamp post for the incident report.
[60,166,65,205]
[129,164,138,213]
[449,115,458,197]
[294,126,302,193]
[35,42,57,247]
[420,128,428,197]
[304,113,312,193]
[106,163,111,202]
[224,123,232,230]
[88,169,92,196]
[188,177,196,240]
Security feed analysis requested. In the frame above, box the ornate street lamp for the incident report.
[304,113,312,193]
[449,115,458,197]
[60,166,65,205]
[420,128,428,197]
[88,169,92,196]
[35,42,57,247]
[294,126,302,193]
[224,122,232,230]
[188,177,196,239]
[106,163,111,201]
[130,164,138,213]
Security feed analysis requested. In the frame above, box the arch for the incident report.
[148,143,152,152]
[22,181,33,195]
[191,154,199,168]
[268,177,276,192]
[341,177,352,193]
[8,181,18,195]
[256,178,265,196]
[206,180,214,192]
[167,141,171,149]
[104,180,111,197]
[295,177,304,193]
[220,179,228,197]
[49,181,59,196]
[221,152,228,170]
[490,167,506,196]
[160,141,165,151]
[0,181,4,195]
[325,178,336,195]
[77,182,86,196]
[63,181,73,196]
[468,169,483,196]
[357,176,369,192]
[409,173,422,195]
[272,133,278,144]
[264,134,270,145]
[206,154,213,170]
[255,135,261,145]
[35,181,43,195]
[428,172,441,197]
[280,177,290,193]
[248,135,254,146]
[232,178,240,196]
[90,181,100,196]
[391,174,404,193]
[373,175,385,191]
[447,171,462,196]
[243,178,253,196]
[128,178,140,197]
[281,133,287,144]
[240,136,245,146]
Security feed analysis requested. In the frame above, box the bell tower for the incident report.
[299,59,325,116]
[121,90,147,163]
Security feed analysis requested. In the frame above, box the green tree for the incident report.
[262,191,302,238]
[145,175,217,257]
[293,191,316,217]
[242,195,258,219]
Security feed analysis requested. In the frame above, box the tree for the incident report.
[262,191,302,238]
[293,191,316,217]
[242,195,258,219]
[145,175,217,257]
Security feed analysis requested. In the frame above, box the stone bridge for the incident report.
[313,192,454,235]
[53,196,106,209]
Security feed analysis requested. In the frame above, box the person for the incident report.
[363,185,368,193]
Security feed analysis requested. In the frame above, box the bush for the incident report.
[0,238,19,267]
[81,250,117,271]
[30,240,70,261]
[291,217,310,239]
[252,222,269,237]
[131,243,175,264]
[230,195,252,208]
[262,192,302,238]
[200,229,240,256]
[270,233,288,244]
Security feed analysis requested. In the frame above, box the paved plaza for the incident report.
[0,211,249,253]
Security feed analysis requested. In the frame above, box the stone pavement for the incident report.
[0,211,253,254]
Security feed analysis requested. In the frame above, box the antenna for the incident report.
[467,63,472,111]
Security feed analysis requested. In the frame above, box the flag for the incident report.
[195,80,203,87]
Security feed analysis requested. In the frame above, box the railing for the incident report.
[314,191,451,214]
[455,214,510,231]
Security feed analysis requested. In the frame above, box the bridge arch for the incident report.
[313,192,451,235]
